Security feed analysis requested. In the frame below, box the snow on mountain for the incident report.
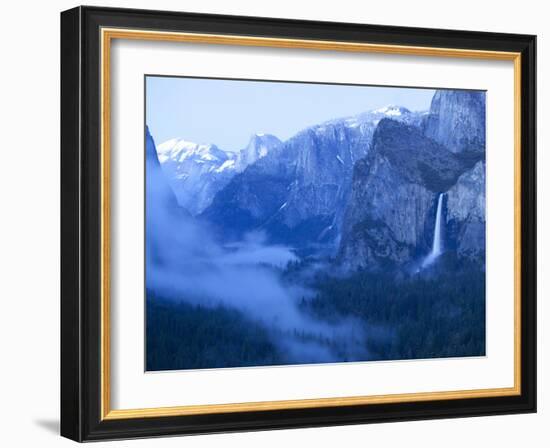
[156,133,281,215]
[202,105,427,251]
[156,104,424,228]
[372,105,410,116]
[323,105,422,132]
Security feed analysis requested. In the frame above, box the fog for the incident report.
[146,141,368,363]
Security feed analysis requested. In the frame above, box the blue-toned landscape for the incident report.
[145,77,486,371]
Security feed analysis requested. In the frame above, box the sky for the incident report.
[146,76,435,151]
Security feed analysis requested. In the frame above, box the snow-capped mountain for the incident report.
[373,105,411,116]
[332,105,424,128]
[202,105,425,252]
[156,133,281,215]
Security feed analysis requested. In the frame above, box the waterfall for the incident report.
[431,193,444,257]
[422,193,445,268]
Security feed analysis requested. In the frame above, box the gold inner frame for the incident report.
[100,27,522,420]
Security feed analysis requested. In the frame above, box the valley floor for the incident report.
[146,255,485,371]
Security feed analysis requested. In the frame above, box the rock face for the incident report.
[156,133,281,215]
[237,133,282,169]
[338,120,464,269]
[423,90,486,154]
[339,90,486,270]
[146,126,180,212]
[202,107,423,251]
[146,127,190,268]
[150,89,485,269]
[445,161,486,257]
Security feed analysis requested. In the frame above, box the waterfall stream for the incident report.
[422,193,444,268]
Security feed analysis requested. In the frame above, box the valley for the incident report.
[145,87,487,370]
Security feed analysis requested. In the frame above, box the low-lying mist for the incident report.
[146,150,368,364]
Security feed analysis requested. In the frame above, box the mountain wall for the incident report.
[149,89,486,268]
[423,90,486,154]
[156,133,281,215]
[445,160,486,257]
[201,107,423,251]
[339,90,486,270]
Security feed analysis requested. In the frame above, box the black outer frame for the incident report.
[60,5,537,442]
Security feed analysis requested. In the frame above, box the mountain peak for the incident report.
[238,133,282,167]
[247,132,281,145]
[156,138,229,164]
[423,90,485,153]
[317,105,419,133]
[373,105,411,116]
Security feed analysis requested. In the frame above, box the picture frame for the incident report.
[60,5,536,442]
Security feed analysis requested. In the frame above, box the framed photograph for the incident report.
[60,6,536,442]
